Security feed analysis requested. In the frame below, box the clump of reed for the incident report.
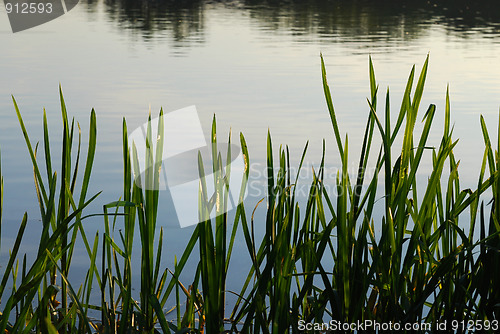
[1,55,500,333]
[0,87,99,333]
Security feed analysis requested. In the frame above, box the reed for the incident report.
[98,110,172,333]
[1,57,500,333]
[0,87,99,333]
[231,136,335,333]
[192,116,249,332]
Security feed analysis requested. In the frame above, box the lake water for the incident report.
[1,0,500,316]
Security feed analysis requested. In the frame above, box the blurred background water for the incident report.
[1,0,500,314]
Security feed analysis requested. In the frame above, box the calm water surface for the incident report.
[1,0,500,310]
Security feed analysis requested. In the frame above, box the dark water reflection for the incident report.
[100,0,206,45]
[80,0,500,45]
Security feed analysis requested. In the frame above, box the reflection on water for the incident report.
[99,0,206,45]
[1,0,500,306]
[79,0,500,46]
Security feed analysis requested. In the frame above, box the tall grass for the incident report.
[231,135,336,333]
[476,113,500,320]
[1,57,500,333]
[226,54,500,332]
[195,116,249,333]
[99,111,176,333]
[0,87,99,333]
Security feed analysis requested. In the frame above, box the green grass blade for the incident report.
[13,96,49,205]
[149,294,171,334]
[78,109,97,210]
[0,213,28,300]
[411,54,429,114]
[320,53,344,157]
